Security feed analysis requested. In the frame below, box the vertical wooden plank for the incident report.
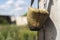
[45,0,60,40]
[38,0,45,40]
[38,0,60,40]
[45,18,57,40]
[38,29,44,40]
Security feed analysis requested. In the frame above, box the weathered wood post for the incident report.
[38,0,50,40]
[38,0,60,40]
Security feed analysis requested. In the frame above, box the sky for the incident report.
[0,0,38,16]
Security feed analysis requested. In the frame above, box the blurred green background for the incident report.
[0,15,37,40]
[0,25,37,40]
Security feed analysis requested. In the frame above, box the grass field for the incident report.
[0,25,37,40]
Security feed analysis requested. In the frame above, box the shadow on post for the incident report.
[45,17,57,40]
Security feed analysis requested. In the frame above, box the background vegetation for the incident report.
[0,14,37,40]
[0,25,37,40]
[0,16,11,25]
[22,13,27,16]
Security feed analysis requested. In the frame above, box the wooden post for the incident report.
[38,29,44,40]
[38,0,60,40]
[38,0,49,40]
